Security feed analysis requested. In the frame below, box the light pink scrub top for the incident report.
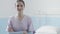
[7,15,34,32]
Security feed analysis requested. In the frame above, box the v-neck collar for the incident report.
[15,15,25,22]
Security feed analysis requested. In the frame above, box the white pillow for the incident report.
[35,26,57,34]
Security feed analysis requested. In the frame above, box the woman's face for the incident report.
[16,2,25,12]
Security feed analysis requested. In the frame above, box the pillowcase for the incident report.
[35,26,57,34]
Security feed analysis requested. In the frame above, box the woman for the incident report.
[6,0,35,34]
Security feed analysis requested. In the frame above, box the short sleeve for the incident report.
[6,17,13,31]
[8,19,13,28]
[28,17,34,32]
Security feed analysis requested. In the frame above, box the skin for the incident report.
[16,2,25,21]
[8,1,27,34]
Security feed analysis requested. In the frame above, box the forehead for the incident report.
[16,2,24,5]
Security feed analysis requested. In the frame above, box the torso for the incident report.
[10,15,30,32]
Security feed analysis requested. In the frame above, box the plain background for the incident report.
[0,0,60,18]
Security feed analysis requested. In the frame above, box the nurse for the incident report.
[6,0,35,34]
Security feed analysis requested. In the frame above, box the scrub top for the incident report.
[6,15,34,32]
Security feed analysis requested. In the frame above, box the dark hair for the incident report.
[17,0,25,6]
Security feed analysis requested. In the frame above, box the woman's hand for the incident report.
[9,28,14,32]
[7,27,14,32]
[23,31,27,34]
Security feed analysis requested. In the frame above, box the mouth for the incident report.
[17,9,22,11]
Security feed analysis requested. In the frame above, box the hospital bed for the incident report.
[35,26,60,34]
[8,25,60,34]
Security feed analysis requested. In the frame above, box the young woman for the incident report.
[6,0,35,34]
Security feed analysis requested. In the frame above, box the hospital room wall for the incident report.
[0,0,60,17]
[0,0,60,27]
[27,0,60,27]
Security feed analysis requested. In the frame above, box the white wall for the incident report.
[0,0,60,18]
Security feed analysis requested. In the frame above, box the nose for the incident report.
[18,6,22,9]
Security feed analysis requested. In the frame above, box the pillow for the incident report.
[35,26,57,34]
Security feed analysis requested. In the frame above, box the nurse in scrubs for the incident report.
[6,0,35,34]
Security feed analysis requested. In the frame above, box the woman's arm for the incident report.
[7,26,14,32]
[6,17,14,32]
[28,17,35,34]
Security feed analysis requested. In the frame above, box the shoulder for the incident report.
[24,15,32,20]
[8,16,15,21]
[24,15,32,23]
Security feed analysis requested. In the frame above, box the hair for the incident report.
[17,0,25,6]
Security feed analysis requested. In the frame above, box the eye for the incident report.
[17,5,19,7]
[20,5,23,7]
[17,5,23,7]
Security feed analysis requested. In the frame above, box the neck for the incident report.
[18,11,23,18]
